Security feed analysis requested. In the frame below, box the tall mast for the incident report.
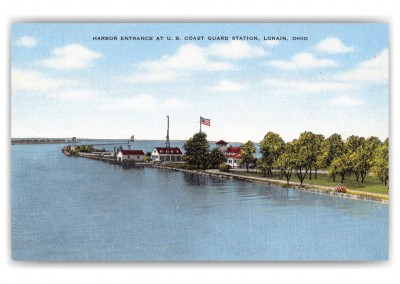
[165,115,170,148]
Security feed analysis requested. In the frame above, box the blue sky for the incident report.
[11,23,388,142]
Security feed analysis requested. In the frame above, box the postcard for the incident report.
[11,23,388,261]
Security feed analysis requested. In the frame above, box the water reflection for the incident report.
[183,172,208,187]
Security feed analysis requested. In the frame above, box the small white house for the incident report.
[116,149,145,162]
[151,147,183,162]
[224,147,242,169]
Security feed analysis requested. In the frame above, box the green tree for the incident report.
[348,151,361,182]
[352,136,382,183]
[259,132,285,175]
[241,140,256,172]
[372,139,388,185]
[256,159,269,176]
[345,135,365,178]
[329,154,351,183]
[297,131,322,180]
[317,134,345,181]
[275,142,296,184]
[183,132,209,169]
[345,135,365,153]
[292,138,309,186]
[312,134,325,179]
[208,148,227,169]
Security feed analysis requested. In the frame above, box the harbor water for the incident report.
[11,141,388,261]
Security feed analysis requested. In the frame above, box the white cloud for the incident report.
[264,40,280,47]
[121,94,156,108]
[143,44,236,72]
[329,95,364,106]
[334,49,388,83]
[263,78,358,94]
[52,90,96,101]
[102,94,186,111]
[11,69,72,91]
[210,79,247,92]
[315,37,354,54]
[121,43,237,83]
[15,36,38,47]
[164,97,187,109]
[267,52,338,70]
[39,44,102,70]
[119,69,178,83]
[207,41,266,60]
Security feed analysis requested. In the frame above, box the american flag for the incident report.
[200,116,210,126]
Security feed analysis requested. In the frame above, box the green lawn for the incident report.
[232,171,389,195]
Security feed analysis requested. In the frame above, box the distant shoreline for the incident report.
[11,139,74,145]
[11,138,245,144]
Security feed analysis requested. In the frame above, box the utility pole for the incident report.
[166,115,170,148]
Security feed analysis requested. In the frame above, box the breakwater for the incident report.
[13,139,72,145]
[62,146,150,168]
[63,146,388,204]
[152,164,388,204]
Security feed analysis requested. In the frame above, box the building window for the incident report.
[161,156,165,161]
[177,156,181,161]
[171,156,176,161]
[166,156,171,161]
[128,155,130,159]
[228,159,232,164]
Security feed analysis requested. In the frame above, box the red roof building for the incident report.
[224,146,242,168]
[116,149,145,162]
[152,147,183,162]
[121,150,145,155]
[154,147,183,155]
[216,139,229,152]
[215,140,228,146]
[224,147,242,159]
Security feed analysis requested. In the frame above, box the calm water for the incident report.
[11,141,388,261]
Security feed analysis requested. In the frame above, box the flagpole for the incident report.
[199,116,202,133]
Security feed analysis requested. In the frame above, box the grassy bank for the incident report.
[232,171,388,195]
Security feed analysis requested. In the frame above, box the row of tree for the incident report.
[183,131,388,187]
[255,132,388,186]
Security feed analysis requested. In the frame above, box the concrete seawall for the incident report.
[152,165,388,204]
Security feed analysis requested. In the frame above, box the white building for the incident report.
[216,140,242,168]
[224,147,242,169]
[151,147,183,162]
[116,149,145,162]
